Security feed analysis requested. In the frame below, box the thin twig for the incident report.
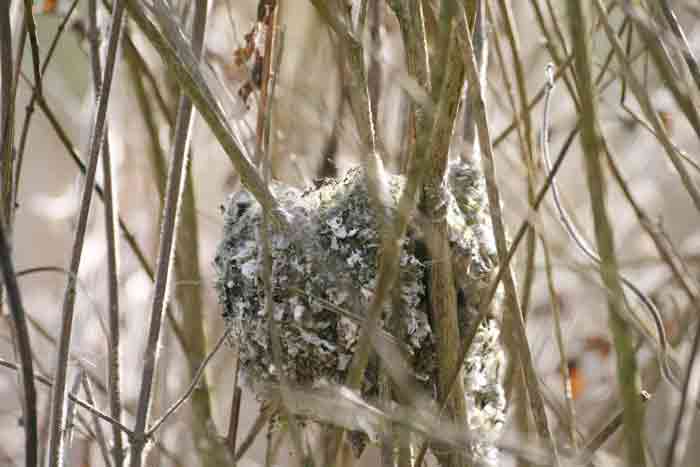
[0,2,15,221]
[492,5,642,150]
[86,1,124,465]
[496,0,538,325]
[542,66,675,374]
[540,64,577,450]
[527,0,580,111]
[147,325,233,435]
[0,186,38,467]
[160,1,233,466]
[309,0,387,226]
[15,0,81,202]
[665,324,700,467]
[21,0,42,97]
[493,52,573,148]
[462,6,558,459]
[492,3,540,448]
[226,385,242,456]
[388,0,431,177]
[622,104,700,174]
[628,7,700,149]
[657,0,700,97]
[256,4,311,462]
[61,370,84,465]
[82,376,114,467]
[123,33,175,128]
[125,40,169,204]
[578,391,651,465]
[9,15,27,218]
[128,0,215,465]
[0,17,37,467]
[610,9,700,211]
[47,1,127,466]
[233,399,279,462]
[604,151,700,308]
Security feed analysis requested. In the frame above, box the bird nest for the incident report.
[214,160,505,463]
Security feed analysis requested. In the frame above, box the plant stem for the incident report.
[47,2,126,466]
[86,1,124,464]
[572,2,645,465]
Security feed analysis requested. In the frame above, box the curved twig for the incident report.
[147,325,233,436]
[540,63,678,389]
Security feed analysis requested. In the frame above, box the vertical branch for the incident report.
[604,147,700,467]
[121,32,190,355]
[664,323,700,467]
[0,131,39,467]
[462,0,486,156]
[226,384,242,455]
[308,3,407,458]
[572,2,645,466]
[486,6,534,442]
[254,0,278,168]
[495,0,538,321]
[388,0,431,173]
[47,2,127,466]
[460,5,558,460]
[86,2,124,465]
[176,156,228,466]
[419,20,468,467]
[309,5,401,461]
[367,0,382,136]
[166,1,234,464]
[128,1,222,466]
[540,66,577,450]
[257,3,311,463]
[541,236,577,447]
[0,2,14,222]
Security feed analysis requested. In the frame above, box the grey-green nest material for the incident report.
[214,160,505,464]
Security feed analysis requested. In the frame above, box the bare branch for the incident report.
[86,1,124,464]
[0,165,38,467]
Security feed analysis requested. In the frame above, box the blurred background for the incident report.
[2,1,700,466]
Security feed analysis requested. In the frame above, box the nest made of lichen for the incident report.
[214,161,505,462]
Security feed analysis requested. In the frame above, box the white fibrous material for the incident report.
[464,319,507,466]
[214,160,505,462]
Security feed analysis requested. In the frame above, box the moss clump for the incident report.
[214,160,504,464]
